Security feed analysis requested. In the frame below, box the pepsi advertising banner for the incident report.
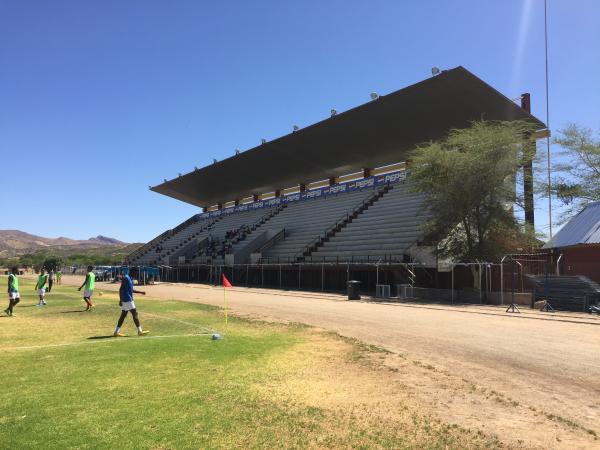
[197,170,407,220]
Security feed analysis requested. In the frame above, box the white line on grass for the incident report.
[6,333,214,352]
[142,312,217,333]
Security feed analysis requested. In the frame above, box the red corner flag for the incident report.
[222,274,232,288]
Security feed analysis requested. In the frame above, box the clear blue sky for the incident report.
[1,0,598,243]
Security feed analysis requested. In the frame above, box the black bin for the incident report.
[347,280,361,300]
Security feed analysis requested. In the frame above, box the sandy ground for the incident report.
[59,275,600,449]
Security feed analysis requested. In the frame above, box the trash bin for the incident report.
[347,280,361,300]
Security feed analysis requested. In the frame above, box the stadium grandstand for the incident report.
[127,66,545,294]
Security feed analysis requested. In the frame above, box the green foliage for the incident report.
[42,256,63,272]
[410,121,538,261]
[552,124,600,221]
[0,244,142,269]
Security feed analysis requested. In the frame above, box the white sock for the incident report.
[115,327,121,334]
[137,326,142,332]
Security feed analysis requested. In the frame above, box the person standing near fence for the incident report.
[56,269,62,285]
[47,270,55,292]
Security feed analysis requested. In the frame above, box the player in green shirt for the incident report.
[78,265,96,311]
[4,267,20,317]
[35,270,48,306]
[56,270,62,285]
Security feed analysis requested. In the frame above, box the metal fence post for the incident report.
[479,263,482,303]
[500,256,507,305]
[451,264,454,304]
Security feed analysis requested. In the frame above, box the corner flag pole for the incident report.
[222,274,232,331]
[224,284,228,330]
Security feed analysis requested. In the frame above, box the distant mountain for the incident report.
[0,230,130,257]
[87,235,125,245]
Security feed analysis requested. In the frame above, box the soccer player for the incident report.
[114,271,149,337]
[56,269,62,285]
[4,267,20,316]
[78,266,96,311]
[35,270,48,306]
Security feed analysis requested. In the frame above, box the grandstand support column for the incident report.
[521,93,535,228]
[275,189,281,198]
[328,177,336,186]
[253,194,259,202]
[362,168,372,178]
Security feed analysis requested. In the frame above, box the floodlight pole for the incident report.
[544,0,553,238]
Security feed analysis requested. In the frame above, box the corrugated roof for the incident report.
[543,201,600,248]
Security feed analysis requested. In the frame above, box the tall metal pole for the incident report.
[544,0,553,238]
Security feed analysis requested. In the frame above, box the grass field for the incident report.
[1,277,503,449]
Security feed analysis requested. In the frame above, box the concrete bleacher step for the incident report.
[129,177,430,267]
[310,182,429,262]
[299,187,388,258]
[189,204,285,263]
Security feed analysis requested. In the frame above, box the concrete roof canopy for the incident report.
[151,66,545,208]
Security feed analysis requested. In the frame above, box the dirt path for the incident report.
[60,275,600,449]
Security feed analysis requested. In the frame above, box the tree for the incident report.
[410,121,538,261]
[42,256,64,272]
[552,124,600,221]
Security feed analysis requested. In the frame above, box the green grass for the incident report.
[0,278,497,449]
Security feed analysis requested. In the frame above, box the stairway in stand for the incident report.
[300,185,391,261]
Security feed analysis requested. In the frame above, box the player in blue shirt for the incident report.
[113,271,149,337]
